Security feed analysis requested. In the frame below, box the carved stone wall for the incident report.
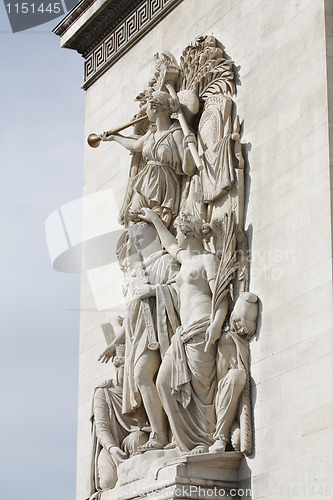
[56,1,333,499]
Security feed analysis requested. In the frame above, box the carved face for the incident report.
[230,292,259,339]
[132,223,158,251]
[176,227,187,248]
[146,102,157,122]
[230,314,244,333]
[147,91,174,122]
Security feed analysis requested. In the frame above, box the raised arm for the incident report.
[173,129,197,176]
[139,208,184,262]
[100,130,149,153]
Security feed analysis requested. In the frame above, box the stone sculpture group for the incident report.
[87,36,259,499]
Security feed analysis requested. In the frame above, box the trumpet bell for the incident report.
[87,133,101,148]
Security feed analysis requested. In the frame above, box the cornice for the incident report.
[53,0,95,36]
[54,0,184,90]
[54,0,143,55]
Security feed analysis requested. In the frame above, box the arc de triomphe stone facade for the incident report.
[54,1,333,499]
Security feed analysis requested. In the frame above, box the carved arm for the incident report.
[139,208,183,261]
[100,130,148,153]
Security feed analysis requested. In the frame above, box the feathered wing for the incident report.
[211,210,239,317]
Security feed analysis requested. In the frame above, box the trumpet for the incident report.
[87,114,148,148]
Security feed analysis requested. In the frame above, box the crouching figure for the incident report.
[210,292,259,455]
[87,345,148,499]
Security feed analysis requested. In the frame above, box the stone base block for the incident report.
[101,450,243,499]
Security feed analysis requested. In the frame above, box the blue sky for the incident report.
[0,5,85,499]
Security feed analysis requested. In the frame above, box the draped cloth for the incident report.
[201,134,236,202]
[86,380,147,500]
[131,123,183,217]
[214,329,252,454]
[122,250,180,414]
[157,316,217,452]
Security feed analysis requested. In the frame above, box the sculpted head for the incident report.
[131,221,160,254]
[230,292,259,340]
[174,213,211,244]
[148,91,178,115]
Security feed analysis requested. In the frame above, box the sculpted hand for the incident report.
[98,342,115,363]
[100,132,115,142]
[204,323,221,352]
[138,207,159,224]
[134,283,156,299]
[108,446,127,464]
[183,132,197,149]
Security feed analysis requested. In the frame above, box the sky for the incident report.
[0,4,85,499]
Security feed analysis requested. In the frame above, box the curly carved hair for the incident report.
[174,213,211,239]
[148,91,178,114]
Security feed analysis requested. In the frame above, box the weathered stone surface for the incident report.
[101,450,243,500]
[55,1,333,499]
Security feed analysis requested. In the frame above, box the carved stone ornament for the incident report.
[87,35,259,499]
[54,0,185,89]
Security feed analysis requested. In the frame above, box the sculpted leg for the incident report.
[210,368,247,452]
[157,355,207,455]
[97,448,117,490]
[156,349,174,424]
[157,337,216,454]
[134,350,168,450]
[121,430,149,455]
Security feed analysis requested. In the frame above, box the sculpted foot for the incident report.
[164,441,177,449]
[209,439,227,452]
[137,433,168,453]
[188,445,209,455]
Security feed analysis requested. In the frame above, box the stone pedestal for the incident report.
[101,450,243,500]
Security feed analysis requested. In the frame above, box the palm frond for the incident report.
[212,210,238,316]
